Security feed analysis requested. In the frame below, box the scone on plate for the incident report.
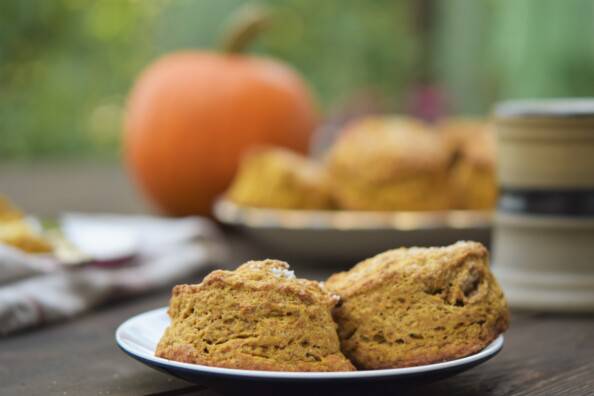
[325,116,451,211]
[156,260,355,372]
[438,118,498,209]
[0,196,52,253]
[326,241,508,369]
[227,147,334,210]
[438,118,487,154]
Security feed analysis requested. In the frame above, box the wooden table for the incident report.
[1,237,593,396]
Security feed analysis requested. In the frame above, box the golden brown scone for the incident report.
[325,116,451,211]
[0,196,52,253]
[0,220,53,253]
[438,118,498,209]
[0,195,24,221]
[326,241,509,369]
[438,118,487,154]
[227,147,334,210]
[156,260,355,372]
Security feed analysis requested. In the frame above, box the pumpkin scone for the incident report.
[0,196,53,253]
[227,147,334,209]
[156,260,355,371]
[326,241,508,369]
[326,116,451,211]
[438,118,498,209]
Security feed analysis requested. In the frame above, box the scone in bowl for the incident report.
[214,199,493,262]
[116,307,503,394]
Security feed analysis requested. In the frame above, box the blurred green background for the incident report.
[2,0,594,160]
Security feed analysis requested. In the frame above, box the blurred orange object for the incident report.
[124,7,317,216]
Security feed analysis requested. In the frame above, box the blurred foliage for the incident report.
[0,0,160,158]
[434,0,594,113]
[1,0,594,159]
[0,0,416,159]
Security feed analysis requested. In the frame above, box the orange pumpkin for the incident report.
[124,8,317,216]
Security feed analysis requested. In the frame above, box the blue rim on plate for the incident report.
[116,307,504,387]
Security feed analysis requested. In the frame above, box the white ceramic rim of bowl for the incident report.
[213,198,493,231]
[116,307,504,380]
[494,98,594,118]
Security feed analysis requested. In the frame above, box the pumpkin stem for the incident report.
[221,4,270,54]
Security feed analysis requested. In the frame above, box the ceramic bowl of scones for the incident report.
[117,241,508,394]
[214,116,496,262]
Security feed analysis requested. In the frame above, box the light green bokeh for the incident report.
[1,0,593,158]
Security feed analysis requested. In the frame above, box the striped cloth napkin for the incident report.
[0,214,227,335]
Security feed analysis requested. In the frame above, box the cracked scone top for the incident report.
[438,118,498,209]
[326,241,509,369]
[156,260,355,372]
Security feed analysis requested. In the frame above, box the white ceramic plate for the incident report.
[214,199,493,262]
[116,307,504,394]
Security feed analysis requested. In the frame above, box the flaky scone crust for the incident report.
[156,260,354,372]
[326,241,509,369]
